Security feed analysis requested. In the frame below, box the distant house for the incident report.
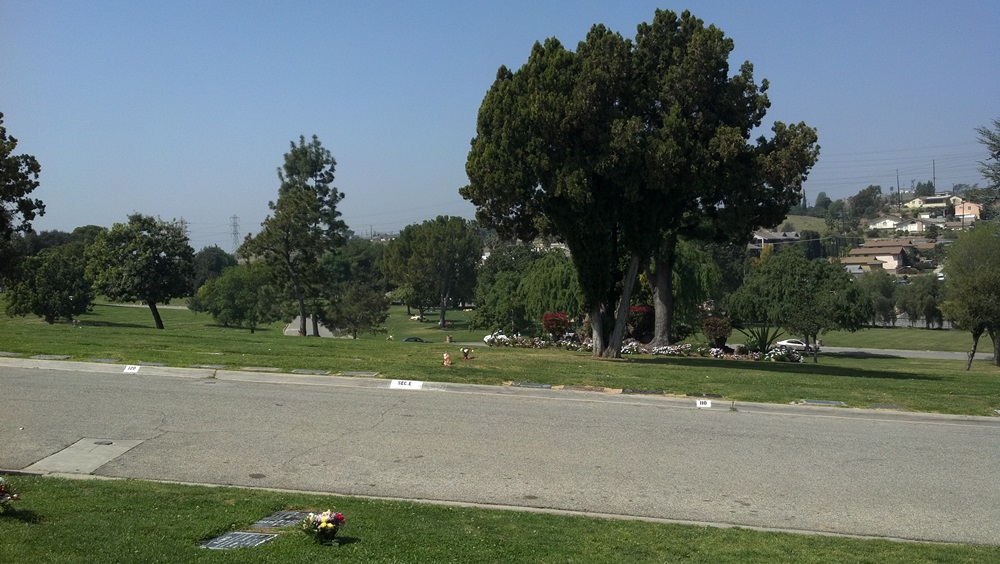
[748,231,799,255]
[848,246,909,273]
[904,193,963,211]
[867,216,903,230]
[954,201,981,221]
[899,219,928,233]
[838,256,885,276]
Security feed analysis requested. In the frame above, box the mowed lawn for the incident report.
[0,302,997,416]
[2,475,997,563]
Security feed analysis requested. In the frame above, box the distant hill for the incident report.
[778,215,827,233]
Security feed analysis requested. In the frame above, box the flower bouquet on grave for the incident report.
[460,347,473,360]
[302,510,345,542]
[0,477,20,512]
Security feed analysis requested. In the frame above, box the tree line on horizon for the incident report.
[2,9,999,365]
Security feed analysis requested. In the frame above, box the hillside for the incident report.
[778,214,827,233]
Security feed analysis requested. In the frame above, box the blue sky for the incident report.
[3,1,998,251]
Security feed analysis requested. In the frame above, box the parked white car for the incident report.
[775,339,818,352]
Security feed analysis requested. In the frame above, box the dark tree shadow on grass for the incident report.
[202,324,275,333]
[78,320,154,329]
[626,356,944,381]
[0,508,43,524]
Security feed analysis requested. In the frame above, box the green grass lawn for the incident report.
[1,302,997,416]
[1,475,996,563]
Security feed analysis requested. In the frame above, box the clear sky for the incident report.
[3,1,998,251]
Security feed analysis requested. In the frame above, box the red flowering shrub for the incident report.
[626,305,654,342]
[542,312,570,340]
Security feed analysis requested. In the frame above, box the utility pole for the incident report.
[896,170,901,209]
[932,159,936,193]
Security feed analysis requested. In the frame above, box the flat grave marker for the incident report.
[251,511,311,528]
[201,531,277,550]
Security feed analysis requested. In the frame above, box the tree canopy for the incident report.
[383,216,482,329]
[942,221,1000,368]
[240,135,347,336]
[192,245,238,290]
[462,9,818,357]
[85,214,194,329]
[728,247,871,360]
[6,243,92,324]
[972,118,1000,218]
[0,112,45,280]
[192,262,279,333]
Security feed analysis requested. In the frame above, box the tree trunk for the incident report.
[295,285,307,336]
[990,328,999,368]
[148,301,164,330]
[311,314,319,337]
[601,254,642,359]
[590,304,607,357]
[438,292,449,329]
[965,327,983,371]
[649,233,678,348]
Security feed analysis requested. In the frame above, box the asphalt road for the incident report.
[2,359,998,545]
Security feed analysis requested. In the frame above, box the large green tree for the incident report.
[6,243,92,324]
[941,221,1000,368]
[729,247,871,361]
[1,112,45,280]
[971,118,1000,219]
[240,135,347,337]
[462,9,818,356]
[472,242,539,335]
[519,250,582,328]
[320,238,390,338]
[85,214,194,329]
[192,245,238,290]
[383,216,482,329]
[193,262,280,333]
[856,269,897,326]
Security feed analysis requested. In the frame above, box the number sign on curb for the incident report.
[390,379,423,390]
[123,365,141,374]
[695,399,712,408]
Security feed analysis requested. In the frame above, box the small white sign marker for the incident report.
[389,379,423,390]
[696,399,712,408]
[123,365,141,374]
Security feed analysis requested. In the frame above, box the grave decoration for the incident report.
[460,347,473,360]
[443,352,452,366]
[302,510,346,543]
[0,477,20,511]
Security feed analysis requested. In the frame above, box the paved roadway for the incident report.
[1,359,998,545]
